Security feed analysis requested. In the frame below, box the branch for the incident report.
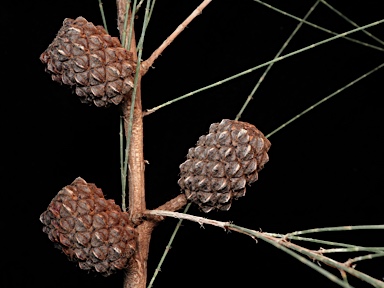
[345,252,384,267]
[320,0,384,46]
[146,209,230,230]
[235,0,320,121]
[145,194,187,222]
[286,224,384,237]
[144,20,384,116]
[98,0,109,33]
[278,240,384,287]
[265,62,384,138]
[145,210,384,288]
[253,0,384,52]
[116,2,151,288]
[155,194,187,212]
[266,232,384,251]
[147,203,191,288]
[140,0,212,75]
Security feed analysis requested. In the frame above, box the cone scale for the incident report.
[40,17,136,107]
[178,119,271,212]
[40,177,137,276]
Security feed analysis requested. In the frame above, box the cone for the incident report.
[40,177,136,276]
[178,119,271,212]
[40,17,136,107]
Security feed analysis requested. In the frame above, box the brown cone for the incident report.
[40,177,137,276]
[40,16,136,107]
[178,119,271,212]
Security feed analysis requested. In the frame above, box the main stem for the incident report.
[116,1,155,288]
[123,87,155,288]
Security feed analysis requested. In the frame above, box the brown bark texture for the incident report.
[116,2,152,288]
[115,2,189,287]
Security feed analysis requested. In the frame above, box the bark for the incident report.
[116,2,153,288]
[115,2,188,287]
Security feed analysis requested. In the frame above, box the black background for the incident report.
[1,1,383,287]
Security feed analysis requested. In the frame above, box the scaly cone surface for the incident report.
[40,16,136,107]
[178,119,271,212]
[40,177,137,276]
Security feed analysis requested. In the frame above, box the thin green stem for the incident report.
[122,126,129,201]
[290,245,384,287]
[120,115,126,211]
[121,0,134,202]
[265,62,384,138]
[127,0,138,50]
[340,270,351,288]
[253,0,384,52]
[141,0,155,32]
[135,0,145,13]
[148,210,384,287]
[230,225,353,288]
[98,0,109,33]
[121,0,131,49]
[320,247,384,254]
[148,0,157,23]
[235,0,320,121]
[146,19,384,115]
[287,224,384,237]
[147,203,191,288]
[231,225,384,288]
[320,0,384,46]
[347,252,384,265]
[266,233,384,252]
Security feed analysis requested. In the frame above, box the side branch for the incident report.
[145,210,384,287]
[155,194,187,211]
[141,0,212,75]
[145,194,187,222]
[146,209,230,229]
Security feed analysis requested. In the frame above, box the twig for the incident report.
[345,252,384,266]
[121,0,132,49]
[320,0,384,46]
[265,62,384,138]
[253,0,384,52]
[120,116,126,210]
[145,194,188,222]
[320,247,384,254]
[235,0,320,121]
[120,2,135,212]
[144,19,384,115]
[154,194,187,212]
[98,0,109,33]
[339,270,351,288]
[123,1,147,189]
[239,228,354,288]
[267,233,384,252]
[286,224,384,237]
[146,209,230,230]
[147,210,384,287]
[126,0,138,50]
[285,242,384,287]
[148,0,156,22]
[231,225,384,288]
[136,0,145,13]
[147,203,191,288]
[141,0,212,75]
